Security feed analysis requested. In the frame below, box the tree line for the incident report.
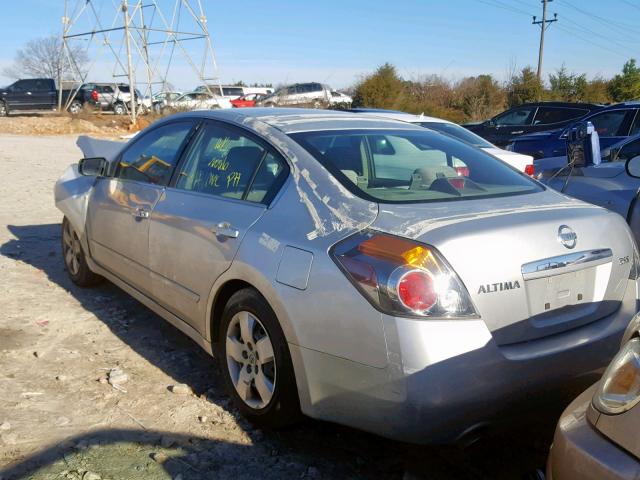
[351,61,640,123]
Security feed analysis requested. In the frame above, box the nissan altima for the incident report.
[55,108,639,444]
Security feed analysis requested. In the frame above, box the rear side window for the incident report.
[588,110,630,137]
[175,122,287,203]
[534,107,588,125]
[117,122,193,185]
[32,79,50,91]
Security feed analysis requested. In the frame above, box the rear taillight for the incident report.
[91,90,98,102]
[331,230,477,318]
[524,164,535,176]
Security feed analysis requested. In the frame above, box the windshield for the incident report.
[418,122,493,148]
[290,129,541,204]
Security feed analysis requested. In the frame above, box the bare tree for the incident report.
[2,35,88,81]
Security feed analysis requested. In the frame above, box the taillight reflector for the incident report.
[398,270,437,312]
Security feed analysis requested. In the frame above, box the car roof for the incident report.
[165,108,426,134]
[349,109,454,125]
[516,101,604,108]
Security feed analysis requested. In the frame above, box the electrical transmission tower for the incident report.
[58,0,222,123]
[532,0,558,82]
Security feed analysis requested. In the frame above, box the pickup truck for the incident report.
[0,78,90,116]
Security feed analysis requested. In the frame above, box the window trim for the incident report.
[628,109,640,137]
[168,118,290,206]
[112,119,200,186]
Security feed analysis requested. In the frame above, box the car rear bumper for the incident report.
[387,305,631,444]
[547,385,640,480]
[293,287,637,444]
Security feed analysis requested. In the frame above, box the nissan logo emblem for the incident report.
[558,225,577,249]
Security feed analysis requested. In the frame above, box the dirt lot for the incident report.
[0,133,581,480]
[0,113,155,137]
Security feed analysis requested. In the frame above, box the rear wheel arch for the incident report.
[626,191,640,241]
[210,279,258,343]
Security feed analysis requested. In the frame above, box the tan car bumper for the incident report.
[547,385,640,480]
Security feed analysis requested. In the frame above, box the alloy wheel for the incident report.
[62,221,81,276]
[225,311,276,409]
[68,102,81,114]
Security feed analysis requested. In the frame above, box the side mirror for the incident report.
[625,155,640,178]
[486,119,496,127]
[79,157,107,176]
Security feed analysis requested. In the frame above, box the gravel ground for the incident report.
[0,134,579,480]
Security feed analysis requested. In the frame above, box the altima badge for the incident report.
[558,225,577,249]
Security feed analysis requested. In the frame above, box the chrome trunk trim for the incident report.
[521,249,612,280]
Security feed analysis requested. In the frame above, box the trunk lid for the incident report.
[372,190,634,345]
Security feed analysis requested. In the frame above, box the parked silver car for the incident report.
[55,109,639,444]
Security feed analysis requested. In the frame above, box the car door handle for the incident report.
[510,130,524,134]
[132,207,150,219]
[26,91,32,95]
[211,222,239,239]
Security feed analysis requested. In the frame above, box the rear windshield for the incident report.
[418,122,494,148]
[289,129,542,204]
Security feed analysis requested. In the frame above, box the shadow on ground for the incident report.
[1,223,562,480]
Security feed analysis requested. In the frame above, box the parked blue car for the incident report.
[538,133,640,241]
[507,102,640,159]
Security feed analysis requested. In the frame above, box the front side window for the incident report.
[10,80,29,92]
[117,122,193,185]
[494,107,536,126]
[534,107,588,125]
[290,129,541,203]
[588,110,630,137]
[17,80,39,91]
[175,123,287,203]
[616,139,640,162]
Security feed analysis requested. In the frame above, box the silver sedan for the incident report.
[55,108,639,444]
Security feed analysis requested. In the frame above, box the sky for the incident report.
[0,0,638,92]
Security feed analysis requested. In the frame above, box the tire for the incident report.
[629,198,640,244]
[113,103,126,115]
[68,100,82,115]
[217,288,300,428]
[61,217,103,287]
[0,101,7,116]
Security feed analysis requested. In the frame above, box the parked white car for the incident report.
[352,109,535,174]
[194,85,273,100]
[164,92,232,111]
